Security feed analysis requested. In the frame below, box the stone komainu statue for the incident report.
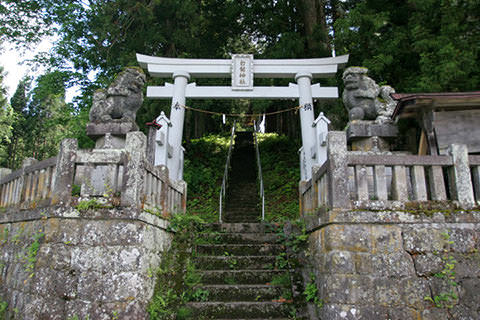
[89,67,147,123]
[342,67,396,123]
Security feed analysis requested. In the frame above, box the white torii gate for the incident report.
[137,53,348,181]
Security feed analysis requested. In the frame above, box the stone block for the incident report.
[36,244,71,270]
[31,268,78,300]
[76,271,104,301]
[319,304,382,320]
[371,225,403,254]
[454,253,480,278]
[448,228,477,253]
[81,221,143,246]
[371,252,416,277]
[422,307,450,320]
[346,121,398,139]
[65,300,93,320]
[324,225,372,253]
[23,294,65,320]
[116,247,142,272]
[402,226,446,253]
[374,278,403,307]
[458,278,480,309]
[400,277,430,309]
[352,252,373,274]
[322,275,374,304]
[46,219,83,245]
[325,250,355,274]
[450,305,479,319]
[412,253,443,277]
[102,271,145,301]
[387,307,421,320]
[86,121,139,138]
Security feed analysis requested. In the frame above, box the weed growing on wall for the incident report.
[147,212,207,319]
[424,231,459,309]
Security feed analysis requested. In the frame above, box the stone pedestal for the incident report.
[346,121,398,152]
[86,121,139,149]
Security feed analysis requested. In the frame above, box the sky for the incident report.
[0,39,79,102]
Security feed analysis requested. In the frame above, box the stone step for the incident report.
[195,255,276,270]
[186,301,292,318]
[196,244,284,256]
[195,284,288,302]
[223,217,261,223]
[204,223,274,234]
[199,270,288,285]
[197,232,279,245]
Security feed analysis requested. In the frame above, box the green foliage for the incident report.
[335,0,480,92]
[0,300,7,319]
[258,133,300,223]
[75,199,104,212]
[22,231,44,277]
[424,231,459,309]
[148,212,207,319]
[304,273,323,308]
[183,134,232,221]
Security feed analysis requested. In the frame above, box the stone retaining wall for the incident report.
[305,209,480,319]
[0,206,172,319]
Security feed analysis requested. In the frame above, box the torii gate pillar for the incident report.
[168,71,190,181]
[296,72,316,180]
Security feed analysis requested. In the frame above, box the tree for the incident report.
[0,0,53,46]
[0,66,13,167]
[334,0,480,92]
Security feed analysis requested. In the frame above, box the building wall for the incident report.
[0,206,172,319]
[306,209,480,319]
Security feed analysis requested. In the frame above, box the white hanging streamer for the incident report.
[222,114,226,124]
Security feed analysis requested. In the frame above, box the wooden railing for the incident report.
[300,131,479,214]
[0,157,57,208]
[144,162,186,215]
[0,132,187,214]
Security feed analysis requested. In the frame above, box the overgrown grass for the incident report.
[183,134,232,222]
[258,133,300,223]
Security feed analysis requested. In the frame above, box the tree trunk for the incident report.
[297,0,330,56]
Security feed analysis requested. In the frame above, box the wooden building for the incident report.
[392,91,480,155]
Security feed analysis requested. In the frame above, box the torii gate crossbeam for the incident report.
[137,53,349,182]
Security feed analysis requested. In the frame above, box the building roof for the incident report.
[391,91,480,118]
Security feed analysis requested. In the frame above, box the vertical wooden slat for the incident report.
[6,182,12,205]
[373,165,388,200]
[37,169,46,200]
[45,167,53,199]
[412,165,428,201]
[392,165,408,201]
[472,166,480,202]
[355,165,369,201]
[31,172,39,202]
[428,166,447,200]
[0,184,4,206]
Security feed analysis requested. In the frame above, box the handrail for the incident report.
[219,121,236,223]
[253,121,265,221]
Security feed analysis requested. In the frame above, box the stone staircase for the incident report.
[186,132,294,319]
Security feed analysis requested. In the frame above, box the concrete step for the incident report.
[194,284,288,302]
[195,255,276,270]
[199,270,288,285]
[196,244,284,256]
[186,301,292,319]
[197,232,279,245]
